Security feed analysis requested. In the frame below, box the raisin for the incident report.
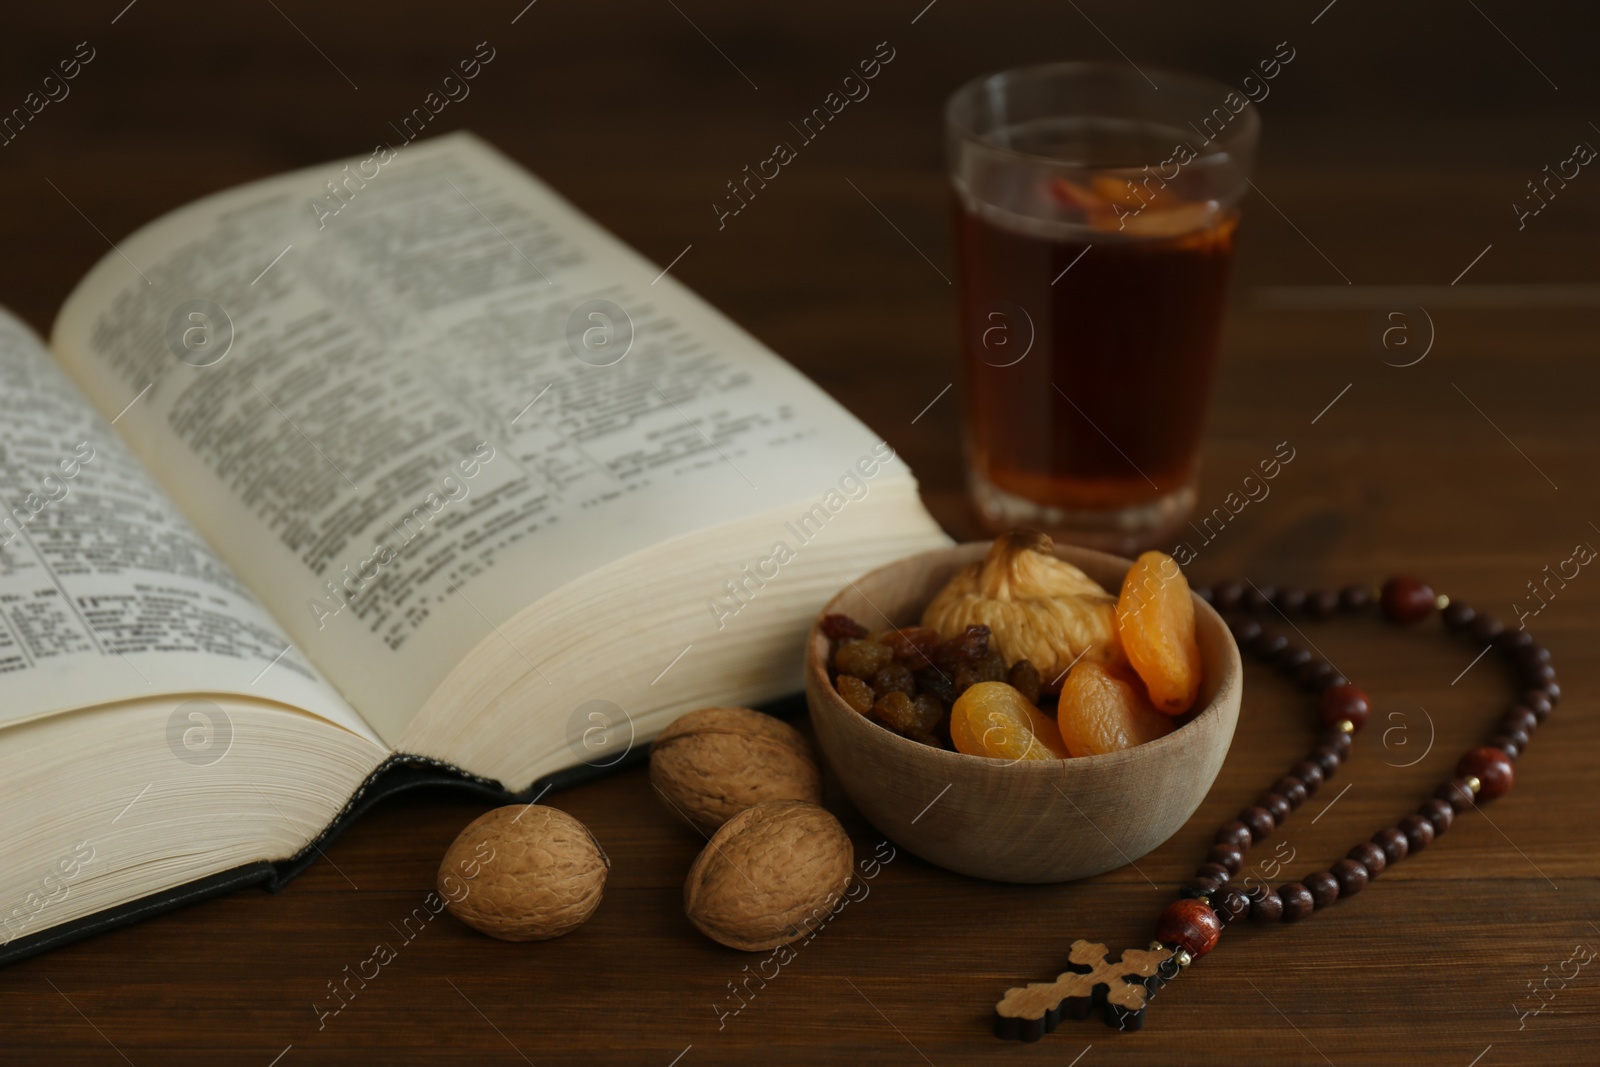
[821,613,868,641]
[906,730,945,749]
[933,625,991,670]
[870,662,916,699]
[835,674,875,714]
[910,693,946,735]
[833,639,892,678]
[953,665,980,694]
[914,667,958,707]
[973,649,1008,685]
[1008,659,1043,704]
[881,626,942,669]
[871,691,919,734]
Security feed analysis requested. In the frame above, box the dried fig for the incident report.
[921,530,1120,682]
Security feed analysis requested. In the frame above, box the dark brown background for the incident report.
[2,1,1597,1063]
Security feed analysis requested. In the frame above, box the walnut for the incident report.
[922,529,1120,683]
[649,707,822,834]
[684,800,854,951]
[438,805,608,942]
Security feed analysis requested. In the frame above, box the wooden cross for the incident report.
[995,940,1176,1040]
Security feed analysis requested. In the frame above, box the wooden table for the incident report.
[3,1,1597,1063]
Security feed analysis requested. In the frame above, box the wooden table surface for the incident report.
[3,1,1597,1063]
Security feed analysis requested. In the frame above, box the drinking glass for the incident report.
[947,62,1257,553]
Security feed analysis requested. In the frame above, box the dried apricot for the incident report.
[1116,551,1202,714]
[950,682,1067,761]
[1057,660,1176,757]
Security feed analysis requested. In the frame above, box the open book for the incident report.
[0,132,949,962]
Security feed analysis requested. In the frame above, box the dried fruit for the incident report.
[1057,660,1176,757]
[1116,551,1203,714]
[949,681,1068,761]
[870,662,916,698]
[684,801,855,951]
[835,674,875,715]
[932,624,992,670]
[439,805,608,941]
[649,707,822,833]
[922,530,1120,682]
[871,691,919,733]
[914,667,959,707]
[1008,659,1043,704]
[821,613,868,641]
[833,638,892,679]
[880,625,942,669]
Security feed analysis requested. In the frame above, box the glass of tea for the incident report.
[947,63,1257,553]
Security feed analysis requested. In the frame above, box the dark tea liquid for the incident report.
[955,202,1236,517]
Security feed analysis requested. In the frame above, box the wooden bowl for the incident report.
[805,541,1241,883]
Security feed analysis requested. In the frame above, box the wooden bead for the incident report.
[1471,615,1505,643]
[1543,681,1563,706]
[1419,798,1454,834]
[1435,778,1476,812]
[1381,576,1436,624]
[1276,587,1308,613]
[1441,601,1476,630]
[1279,882,1315,922]
[1274,777,1309,809]
[1373,827,1410,865]
[1309,589,1341,618]
[1305,870,1340,909]
[1517,644,1552,669]
[1494,628,1534,651]
[1319,727,1353,759]
[1156,899,1221,959]
[1258,792,1292,824]
[1180,877,1221,899]
[1214,582,1244,610]
[1239,805,1275,843]
[1215,821,1253,848]
[1457,746,1514,800]
[1296,660,1339,691]
[1332,858,1369,897]
[1526,662,1558,687]
[1523,691,1554,722]
[1339,583,1373,611]
[1213,886,1250,926]
[1292,760,1325,794]
[1246,585,1276,611]
[1399,814,1435,853]
[1257,632,1290,658]
[1319,683,1370,730]
[1489,734,1522,760]
[1280,647,1314,671]
[1502,707,1539,738]
[1347,842,1387,878]
[1248,887,1284,923]
[1207,843,1245,875]
[1195,862,1232,886]
[1230,617,1263,645]
[1311,745,1343,778]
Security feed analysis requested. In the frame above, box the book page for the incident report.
[0,309,374,740]
[51,132,917,743]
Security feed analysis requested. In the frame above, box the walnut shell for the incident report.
[439,805,608,942]
[649,707,822,834]
[684,800,854,951]
[921,529,1120,682]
